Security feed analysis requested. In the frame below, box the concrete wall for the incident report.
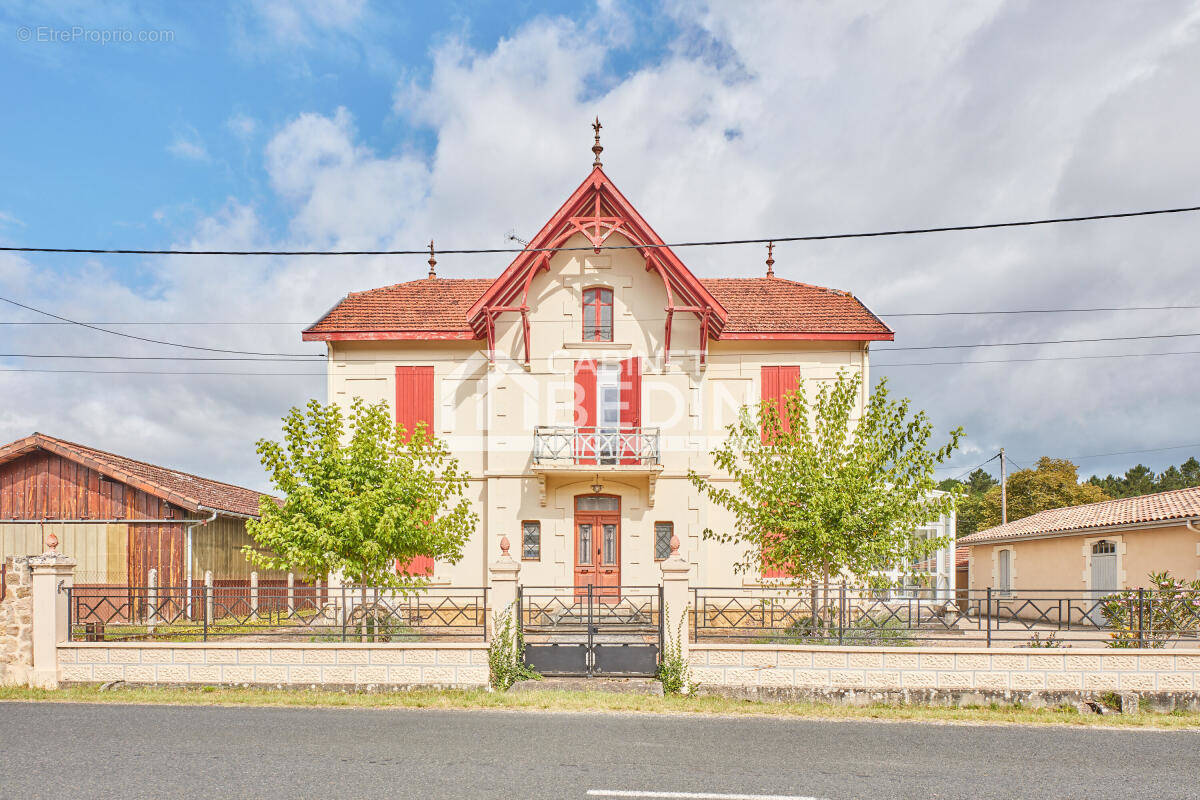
[969,523,1200,592]
[57,642,489,688]
[689,643,1200,701]
[326,231,873,589]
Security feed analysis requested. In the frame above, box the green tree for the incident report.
[940,468,997,538]
[687,371,962,590]
[244,398,478,592]
[978,457,1108,529]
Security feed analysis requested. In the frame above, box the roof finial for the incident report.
[765,241,775,278]
[591,117,603,168]
[427,240,437,279]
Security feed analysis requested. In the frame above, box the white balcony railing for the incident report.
[533,426,661,467]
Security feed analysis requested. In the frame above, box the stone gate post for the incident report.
[488,535,521,638]
[29,536,76,689]
[659,534,691,660]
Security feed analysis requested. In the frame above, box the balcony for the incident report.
[531,426,664,507]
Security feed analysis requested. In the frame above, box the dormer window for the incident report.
[583,287,613,341]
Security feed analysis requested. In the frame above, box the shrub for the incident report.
[488,603,538,690]
[1101,572,1200,649]
[658,604,695,695]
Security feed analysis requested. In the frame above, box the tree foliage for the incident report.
[938,468,997,538]
[687,371,963,585]
[1087,456,1200,499]
[975,457,1108,530]
[244,398,477,590]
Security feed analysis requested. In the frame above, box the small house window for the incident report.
[583,287,614,341]
[522,521,541,561]
[654,522,674,560]
[997,548,1012,593]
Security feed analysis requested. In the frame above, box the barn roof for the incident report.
[0,433,269,518]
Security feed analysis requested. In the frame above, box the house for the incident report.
[0,433,283,590]
[303,128,923,590]
[959,485,1200,594]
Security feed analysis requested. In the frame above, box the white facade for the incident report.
[305,160,951,591]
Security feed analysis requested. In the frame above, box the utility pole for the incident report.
[1000,447,1007,525]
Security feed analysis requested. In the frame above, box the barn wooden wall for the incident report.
[192,515,286,581]
[0,450,271,586]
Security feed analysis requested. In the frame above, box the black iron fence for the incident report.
[692,586,1200,648]
[67,584,489,643]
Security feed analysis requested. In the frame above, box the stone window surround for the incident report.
[992,545,1016,594]
[1082,534,1126,590]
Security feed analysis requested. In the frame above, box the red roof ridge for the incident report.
[701,275,853,297]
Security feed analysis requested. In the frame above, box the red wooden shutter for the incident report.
[619,356,641,464]
[762,531,788,579]
[574,359,598,464]
[760,365,801,438]
[394,365,435,576]
[395,366,434,441]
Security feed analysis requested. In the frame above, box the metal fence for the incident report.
[692,586,1200,648]
[67,584,489,643]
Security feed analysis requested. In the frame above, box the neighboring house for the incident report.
[0,433,283,589]
[960,485,1200,594]
[303,139,919,590]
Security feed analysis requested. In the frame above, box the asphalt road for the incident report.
[1,703,1197,800]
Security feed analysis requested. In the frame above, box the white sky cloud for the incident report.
[166,125,210,161]
[4,0,1200,490]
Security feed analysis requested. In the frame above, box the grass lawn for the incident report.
[2,684,1199,729]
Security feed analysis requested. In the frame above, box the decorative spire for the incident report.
[427,240,437,279]
[669,534,680,556]
[499,535,510,556]
[591,117,603,168]
[765,241,775,278]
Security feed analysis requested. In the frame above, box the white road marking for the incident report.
[586,791,830,800]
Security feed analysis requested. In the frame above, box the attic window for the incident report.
[583,287,613,342]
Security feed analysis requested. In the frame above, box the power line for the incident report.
[4,204,1200,256]
[0,295,321,358]
[1027,443,1200,463]
[937,453,1001,481]
[880,305,1200,317]
[3,303,1200,327]
[0,354,317,362]
[0,368,324,376]
[873,349,1200,367]
[877,331,1200,352]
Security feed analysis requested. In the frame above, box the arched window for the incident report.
[583,287,613,341]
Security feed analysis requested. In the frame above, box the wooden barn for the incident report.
[0,432,283,589]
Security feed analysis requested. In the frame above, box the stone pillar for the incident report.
[249,571,259,617]
[29,538,76,689]
[204,570,214,625]
[659,534,691,660]
[0,557,34,687]
[147,568,159,626]
[488,535,521,639]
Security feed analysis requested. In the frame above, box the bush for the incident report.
[657,604,695,695]
[488,603,539,690]
[1101,572,1200,648]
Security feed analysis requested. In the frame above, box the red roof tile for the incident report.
[958,486,1200,545]
[0,433,270,518]
[303,276,891,340]
[304,278,492,336]
[700,277,892,338]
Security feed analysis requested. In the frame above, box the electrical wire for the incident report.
[0,295,322,358]
[872,349,1200,367]
[4,204,1200,256]
[876,332,1200,352]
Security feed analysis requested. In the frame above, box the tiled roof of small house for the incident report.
[0,433,270,518]
[958,486,1200,545]
[303,276,892,339]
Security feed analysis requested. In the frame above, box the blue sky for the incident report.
[0,1,678,258]
[2,1,1200,490]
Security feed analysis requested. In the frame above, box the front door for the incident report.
[574,494,620,597]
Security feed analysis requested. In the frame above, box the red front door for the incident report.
[574,495,620,597]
